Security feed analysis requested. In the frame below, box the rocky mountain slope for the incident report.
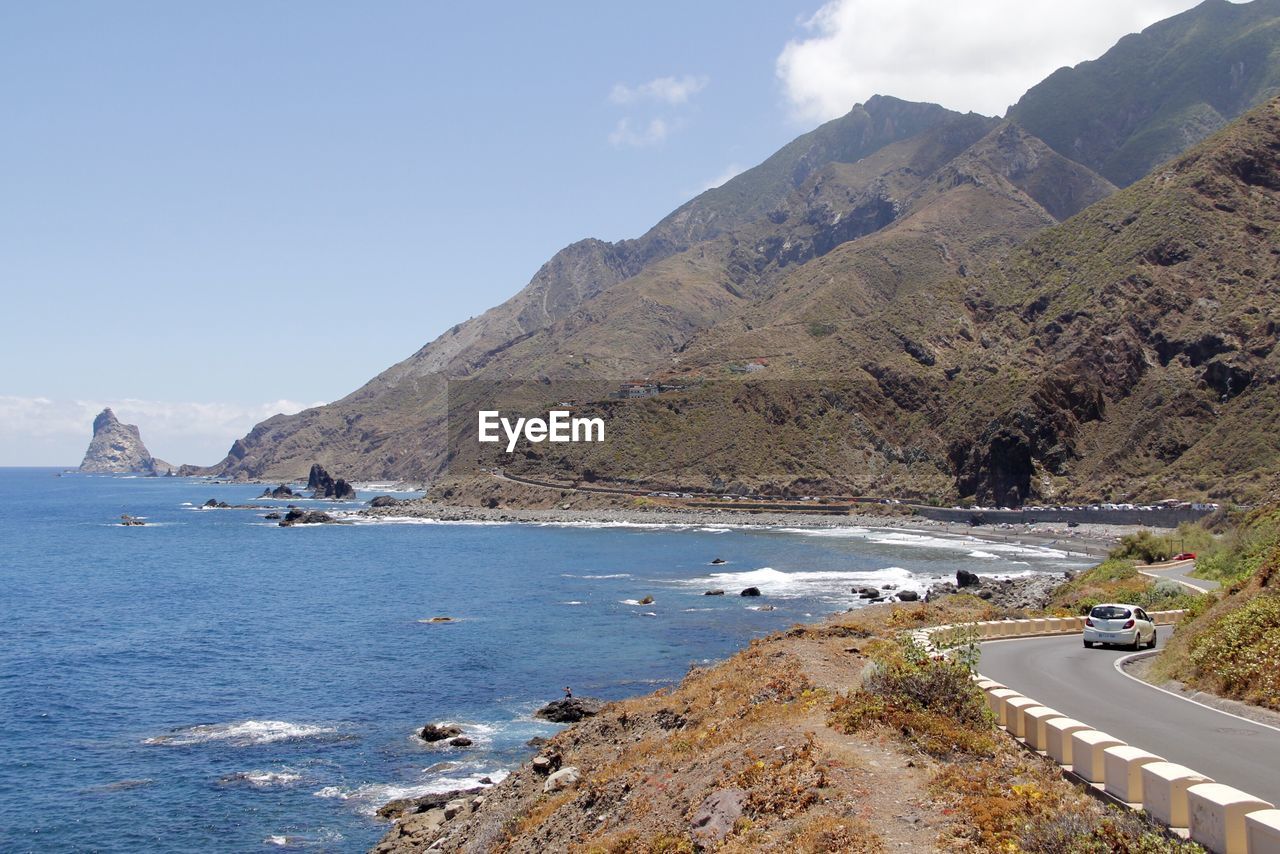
[490,98,1279,506]
[78,408,172,475]
[1010,0,1280,186]
[200,3,1280,505]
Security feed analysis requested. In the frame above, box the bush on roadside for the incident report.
[1110,530,1172,564]
[828,634,995,758]
[1048,558,1198,615]
[1186,592,1280,709]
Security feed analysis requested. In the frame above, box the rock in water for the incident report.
[278,509,336,526]
[740,587,762,597]
[534,697,605,723]
[306,463,357,499]
[258,484,296,499]
[78,408,174,475]
[418,723,463,743]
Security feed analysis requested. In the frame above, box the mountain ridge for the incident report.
[196,4,1280,505]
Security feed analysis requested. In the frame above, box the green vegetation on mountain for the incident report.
[1155,501,1280,709]
[1010,0,1280,186]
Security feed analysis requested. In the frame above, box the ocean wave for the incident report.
[221,768,304,787]
[779,526,1069,559]
[314,771,509,816]
[679,565,927,599]
[561,601,584,606]
[264,829,346,848]
[144,719,342,747]
[347,515,507,526]
[561,573,631,579]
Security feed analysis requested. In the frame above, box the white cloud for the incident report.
[609,75,709,106]
[0,396,323,467]
[608,117,672,148]
[776,0,1204,121]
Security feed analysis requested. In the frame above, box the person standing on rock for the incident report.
[564,686,573,699]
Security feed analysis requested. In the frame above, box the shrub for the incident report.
[1110,530,1172,564]
[1187,592,1280,709]
[828,634,995,757]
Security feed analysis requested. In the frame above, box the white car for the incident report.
[1082,603,1157,650]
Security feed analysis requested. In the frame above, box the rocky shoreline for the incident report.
[368,563,1074,852]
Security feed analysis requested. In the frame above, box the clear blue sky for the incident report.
[0,0,1204,465]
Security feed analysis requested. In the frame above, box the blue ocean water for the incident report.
[0,468,1086,852]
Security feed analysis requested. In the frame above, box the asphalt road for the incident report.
[1138,559,1219,592]
[979,628,1280,805]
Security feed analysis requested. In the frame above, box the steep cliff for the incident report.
[78,408,172,475]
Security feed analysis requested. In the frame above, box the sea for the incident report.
[0,467,1090,852]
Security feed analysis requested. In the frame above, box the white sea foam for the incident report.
[620,598,651,606]
[314,770,509,816]
[347,515,506,527]
[222,768,303,787]
[144,720,341,747]
[561,601,584,606]
[561,573,631,579]
[779,526,1069,559]
[679,565,927,599]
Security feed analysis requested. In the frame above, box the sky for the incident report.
[0,0,1214,466]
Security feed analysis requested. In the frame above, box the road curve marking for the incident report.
[1137,568,1214,593]
[1111,650,1280,736]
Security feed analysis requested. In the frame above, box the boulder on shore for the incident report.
[369,495,406,508]
[897,590,920,602]
[542,766,581,793]
[690,788,746,846]
[534,697,604,723]
[376,786,484,820]
[956,569,981,588]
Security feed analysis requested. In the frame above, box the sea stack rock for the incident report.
[79,408,173,475]
[306,464,356,499]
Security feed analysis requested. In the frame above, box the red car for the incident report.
[1173,552,1197,561]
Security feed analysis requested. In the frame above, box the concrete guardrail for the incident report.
[912,611,1280,853]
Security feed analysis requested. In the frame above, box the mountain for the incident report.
[195,97,1001,481]
[79,408,173,475]
[504,98,1279,506]
[201,4,1280,506]
[1009,0,1280,186]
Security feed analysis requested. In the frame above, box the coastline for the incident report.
[359,499,1132,560]
[362,503,1139,851]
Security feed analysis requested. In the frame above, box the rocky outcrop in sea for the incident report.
[78,408,173,475]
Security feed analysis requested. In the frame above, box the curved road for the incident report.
[979,628,1280,805]
[1138,558,1219,592]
